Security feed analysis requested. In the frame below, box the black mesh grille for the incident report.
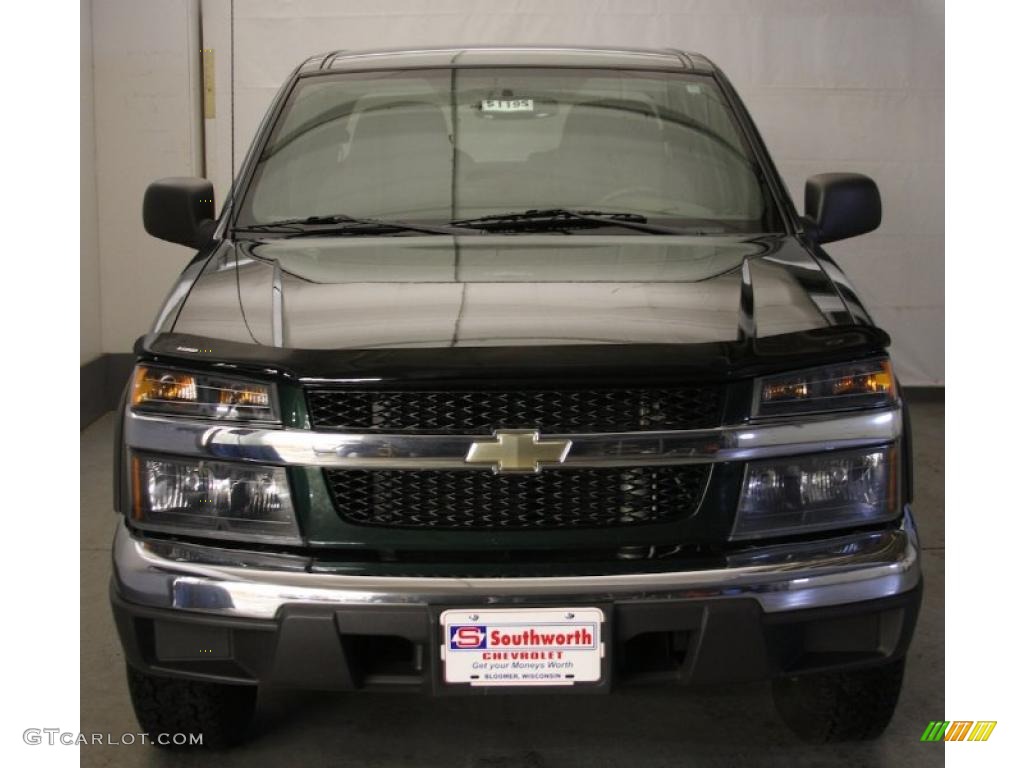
[323,466,710,530]
[307,387,723,433]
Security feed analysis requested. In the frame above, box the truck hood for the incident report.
[171,233,855,350]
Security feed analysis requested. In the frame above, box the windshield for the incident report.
[238,67,780,233]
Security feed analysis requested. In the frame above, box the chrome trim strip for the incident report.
[124,406,901,469]
[322,46,691,67]
[111,509,920,620]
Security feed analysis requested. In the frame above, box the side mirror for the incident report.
[804,173,881,244]
[143,177,216,249]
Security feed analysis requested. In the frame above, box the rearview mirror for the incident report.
[804,173,881,244]
[143,177,216,249]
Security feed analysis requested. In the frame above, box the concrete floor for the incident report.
[81,393,944,767]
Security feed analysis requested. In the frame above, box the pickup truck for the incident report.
[111,46,920,747]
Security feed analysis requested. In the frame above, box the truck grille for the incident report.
[323,465,710,530]
[307,386,722,434]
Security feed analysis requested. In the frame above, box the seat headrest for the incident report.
[558,99,662,144]
[347,101,451,153]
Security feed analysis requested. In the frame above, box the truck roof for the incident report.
[296,46,717,75]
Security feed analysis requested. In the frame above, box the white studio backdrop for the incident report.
[200,0,943,385]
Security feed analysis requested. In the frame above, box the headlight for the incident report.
[131,365,279,423]
[732,445,899,540]
[130,454,300,543]
[754,358,894,417]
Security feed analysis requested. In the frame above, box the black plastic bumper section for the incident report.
[111,581,921,694]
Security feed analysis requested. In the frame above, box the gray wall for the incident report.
[81,0,201,361]
[81,0,101,364]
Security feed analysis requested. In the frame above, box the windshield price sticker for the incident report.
[441,607,604,686]
[480,99,534,113]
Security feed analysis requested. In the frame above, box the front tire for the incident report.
[125,665,257,748]
[772,658,906,743]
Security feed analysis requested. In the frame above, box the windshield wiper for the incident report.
[236,210,724,238]
[235,214,483,237]
[449,209,718,235]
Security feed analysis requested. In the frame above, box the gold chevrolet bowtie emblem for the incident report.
[465,430,572,473]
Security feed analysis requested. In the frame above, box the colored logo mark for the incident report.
[920,721,997,742]
[449,625,487,649]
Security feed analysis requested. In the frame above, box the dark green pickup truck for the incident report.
[111,46,920,747]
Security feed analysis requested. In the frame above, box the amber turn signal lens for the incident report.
[131,366,198,406]
[756,357,895,416]
[129,365,279,422]
[831,360,893,396]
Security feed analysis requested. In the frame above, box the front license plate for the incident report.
[440,607,604,686]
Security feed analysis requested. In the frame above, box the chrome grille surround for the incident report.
[123,406,902,470]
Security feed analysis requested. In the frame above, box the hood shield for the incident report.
[139,324,889,385]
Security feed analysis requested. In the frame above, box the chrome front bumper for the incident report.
[111,508,921,621]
